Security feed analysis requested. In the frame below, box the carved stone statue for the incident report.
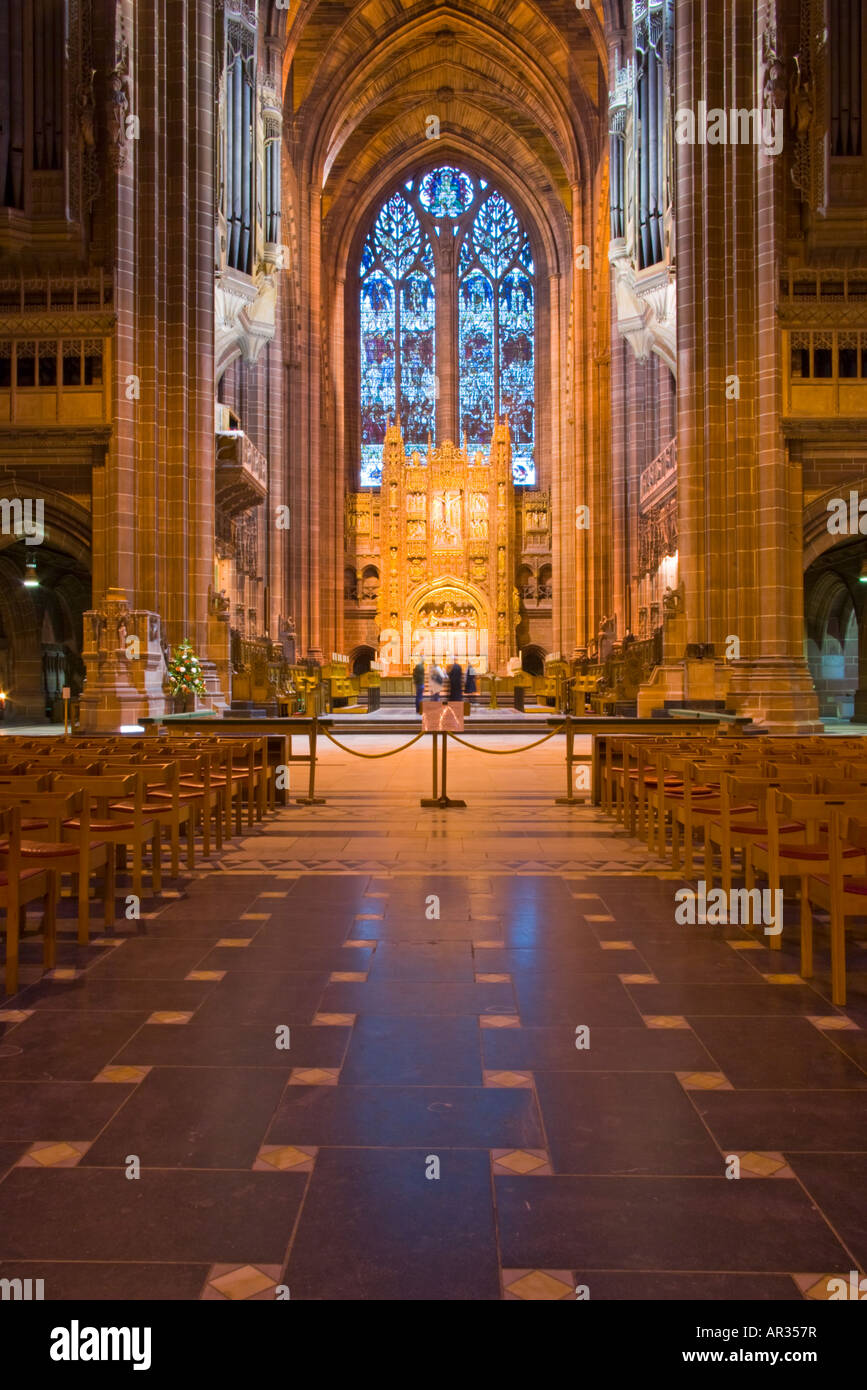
[278,615,297,664]
[662,582,684,618]
[597,614,617,663]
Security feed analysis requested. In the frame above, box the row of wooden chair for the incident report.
[0,731,281,996]
[598,731,867,1004]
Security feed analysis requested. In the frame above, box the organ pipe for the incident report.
[34,0,45,170]
[831,0,863,157]
[0,1,10,205]
[8,0,24,207]
[240,63,252,271]
[849,0,862,156]
[647,43,660,264]
[231,54,243,267]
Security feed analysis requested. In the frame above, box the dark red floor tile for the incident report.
[267,1083,542,1148]
[82,1067,289,1169]
[286,1148,500,1299]
[341,1016,482,1084]
[495,1175,852,1271]
[0,1169,306,1263]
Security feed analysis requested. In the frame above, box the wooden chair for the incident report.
[752,790,867,972]
[0,806,56,996]
[103,760,196,877]
[0,789,115,945]
[805,811,867,1006]
[705,774,814,921]
[52,772,160,901]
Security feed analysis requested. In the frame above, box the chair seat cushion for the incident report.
[0,838,108,860]
[63,817,137,832]
[148,789,201,803]
[21,818,50,832]
[727,820,804,836]
[811,874,867,895]
[110,800,171,814]
[0,868,46,886]
[755,842,862,862]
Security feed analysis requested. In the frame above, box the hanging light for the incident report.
[22,554,39,587]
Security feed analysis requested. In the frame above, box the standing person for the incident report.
[465,662,477,706]
[412,656,426,714]
[429,659,445,700]
[447,657,463,703]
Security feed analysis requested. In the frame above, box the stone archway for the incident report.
[406,576,491,671]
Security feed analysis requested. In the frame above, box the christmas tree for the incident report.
[166,639,207,698]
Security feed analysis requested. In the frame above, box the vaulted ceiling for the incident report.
[269,0,613,263]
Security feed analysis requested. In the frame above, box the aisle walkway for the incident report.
[0,740,865,1300]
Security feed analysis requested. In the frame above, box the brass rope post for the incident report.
[555,714,582,805]
[420,731,440,806]
[296,716,326,805]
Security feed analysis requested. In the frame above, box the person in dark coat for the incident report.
[413,658,425,714]
[465,663,477,703]
[447,658,463,702]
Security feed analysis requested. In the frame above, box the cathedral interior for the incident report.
[0,0,866,1329]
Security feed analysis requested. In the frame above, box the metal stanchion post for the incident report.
[555,714,583,806]
[421,732,440,806]
[437,732,466,809]
[297,716,326,805]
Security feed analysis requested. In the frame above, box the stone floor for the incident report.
[0,734,866,1300]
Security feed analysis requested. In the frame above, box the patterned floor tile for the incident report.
[288,1068,340,1085]
[18,1141,91,1168]
[93,1065,151,1084]
[807,1015,859,1031]
[203,1263,284,1301]
[731,1151,795,1179]
[483,1070,533,1088]
[794,1273,862,1300]
[503,1268,574,1300]
[643,1015,691,1029]
[253,1145,317,1173]
[677,1071,734,1091]
[492,1149,552,1176]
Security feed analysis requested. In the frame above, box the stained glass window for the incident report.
[360,192,435,487]
[359,169,535,486]
[418,166,474,218]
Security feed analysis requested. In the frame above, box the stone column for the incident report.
[673,0,819,730]
[852,603,867,723]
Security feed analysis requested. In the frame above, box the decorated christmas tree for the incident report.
[166,638,207,698]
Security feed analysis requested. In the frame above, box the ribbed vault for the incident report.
[266,0,622,662]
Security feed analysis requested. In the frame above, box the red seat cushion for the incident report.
[0,868,46,886]
[63,817,137,832]
[110,800,171,814]
[21,818,50,832]
[0,839,108,860]
[728,820,804,836]
[811,875,867,895]
[756,842,863,862]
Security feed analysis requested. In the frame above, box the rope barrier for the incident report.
[447,724,567,755]
[319,727,426,759]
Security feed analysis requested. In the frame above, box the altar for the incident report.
[346,419,520,675]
